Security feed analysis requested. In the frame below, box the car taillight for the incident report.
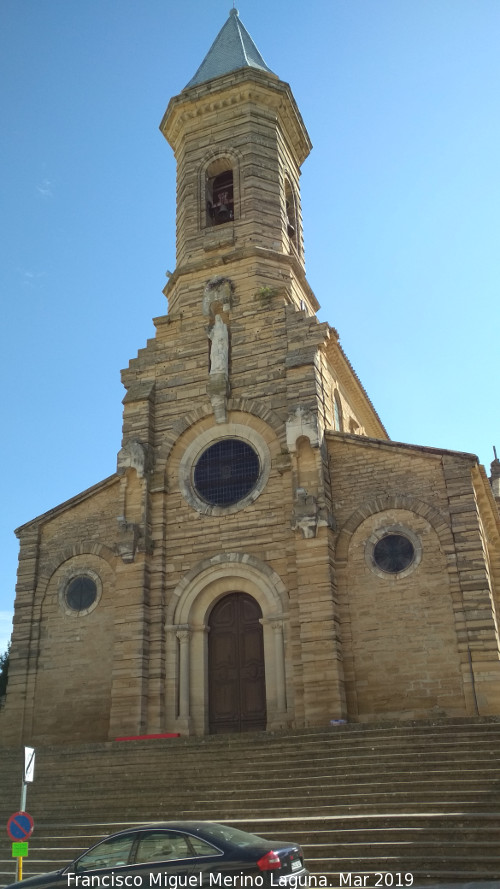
[257,851,282,871]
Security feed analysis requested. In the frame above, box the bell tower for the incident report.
[148,9,353,732]
[160,8,313,315]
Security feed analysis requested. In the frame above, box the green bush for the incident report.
[0,645,10,698]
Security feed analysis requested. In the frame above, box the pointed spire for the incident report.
[184,8,275,90]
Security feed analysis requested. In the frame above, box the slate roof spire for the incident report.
[184,8,275,90]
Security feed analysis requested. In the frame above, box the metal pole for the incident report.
[17,780,27,882]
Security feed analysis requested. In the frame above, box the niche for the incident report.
[296,435,318,494]
[206,159,234,226]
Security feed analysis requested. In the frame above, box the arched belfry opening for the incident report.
[208,592,266,733]
[206,158,234,227]
[285,177,299,251]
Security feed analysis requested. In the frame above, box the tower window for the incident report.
[207,170,234,226]
[285,178,298,249]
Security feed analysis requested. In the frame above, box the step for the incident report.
[2,719,500,888]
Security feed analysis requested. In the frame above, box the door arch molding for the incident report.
[167,552,288,624]
[165,553,289,734]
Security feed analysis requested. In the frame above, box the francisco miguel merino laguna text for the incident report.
[66,874,324,888]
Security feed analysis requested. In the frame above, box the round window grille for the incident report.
[193,439,260,507]
[373,533,415,574]
[65,575,98,612]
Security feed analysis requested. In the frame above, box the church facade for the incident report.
[3,11,500,746]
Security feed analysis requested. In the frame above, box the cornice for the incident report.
[161,244,320,312]
[160,69,311,167]
[326,429,479,463]
[473,464,500,536]
[323,336,388,439]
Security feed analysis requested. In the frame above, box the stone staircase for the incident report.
[1,719,500,887]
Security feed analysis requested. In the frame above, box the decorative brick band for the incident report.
[336,494,453,564]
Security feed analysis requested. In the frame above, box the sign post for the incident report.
[6,748,35,881]
[7,812,34,882]
[12,843,29,880]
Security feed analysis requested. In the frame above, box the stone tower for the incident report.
[120,8,385,734]
[2,11,500,746]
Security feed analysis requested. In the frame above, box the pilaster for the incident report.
[443,456,500,714]
[1,527,40,744]
[108,555,150,739]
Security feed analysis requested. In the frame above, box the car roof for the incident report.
[110,822,225,835]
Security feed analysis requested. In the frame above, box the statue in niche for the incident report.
[208,314,229,378]
[117,438,150,478]
[203,276,233,318]
[204,278,232,424]
[292,487,333,539]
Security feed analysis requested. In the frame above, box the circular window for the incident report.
[65,575,98,612]
[373,533,415,574]
[193,439,260,507]
[179,422,271,515]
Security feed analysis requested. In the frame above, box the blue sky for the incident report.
[1,0,499,654]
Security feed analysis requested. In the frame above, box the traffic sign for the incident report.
[24,747,35,783]
[12,842,28,858]
[6,812,34,841]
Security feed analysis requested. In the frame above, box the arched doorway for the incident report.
[208,592,267,733]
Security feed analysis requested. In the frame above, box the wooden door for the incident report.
[208,593,266,733]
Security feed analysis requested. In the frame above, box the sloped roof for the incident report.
[184,8,275,90]
[14,474,120,536]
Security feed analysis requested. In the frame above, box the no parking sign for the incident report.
[6,812,34,842]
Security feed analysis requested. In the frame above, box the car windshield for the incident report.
[74,834,135,872]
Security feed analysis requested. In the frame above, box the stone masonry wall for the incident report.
[3,480,122,744]
[329,434,500,720]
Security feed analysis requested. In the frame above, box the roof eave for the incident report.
[326,429,479,463]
